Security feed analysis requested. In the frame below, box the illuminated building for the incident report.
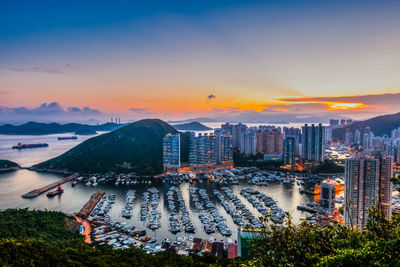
[344,156,379,230]
[163,133,181,172]
[320,180,336,213]
[379,156,393,220]
[301,123,324,162]
[217,134,233,163]
[189,132,233,173]
[283,137,296,166]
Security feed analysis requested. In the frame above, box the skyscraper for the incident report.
[344,156,380,230]
[217,134,233,163]
[283,137,296,166]
[163,133,181,172]
[379,156,393,220]
[301,124,324,162]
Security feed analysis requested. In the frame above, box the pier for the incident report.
[77,191,105,219]
[22,173,79,198]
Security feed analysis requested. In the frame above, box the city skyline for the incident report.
[2,0,400,123]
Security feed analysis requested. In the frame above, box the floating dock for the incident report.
[22,173,79,198]
[77,191,105,219]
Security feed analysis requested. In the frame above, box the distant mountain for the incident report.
[332,112,400,139]
[0,121,124,135]
[168,117,217,123]
[172,121,212,131]
[33,119,179,175]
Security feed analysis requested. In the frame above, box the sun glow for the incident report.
[326,102,369,110]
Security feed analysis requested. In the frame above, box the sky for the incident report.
[1,0,400,124]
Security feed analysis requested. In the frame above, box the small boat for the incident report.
[71,181,78,187]
[58,136,77,140]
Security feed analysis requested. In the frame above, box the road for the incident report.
[75,216,92,244]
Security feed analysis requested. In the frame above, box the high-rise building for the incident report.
[324,126,332,142]
[163,133,181,172]
[189,133,217,166]
[301,124,324,162]
[232,123,247,150]
[244,129,257,155]
[320,180,336,213]
[354,129,361,144]
[283,137,296,166]
[345,129,353,145]
[217,134,233,163]
[344,156,380,230]
[221,123,233,135]
[329,119,339,127]
[379,156,394,220]
[189,132,233,172]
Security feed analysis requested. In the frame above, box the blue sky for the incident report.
[1,0,400,123]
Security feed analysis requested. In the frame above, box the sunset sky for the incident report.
[1,0,400,123]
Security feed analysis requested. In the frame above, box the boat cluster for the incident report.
[91,194,116,218]
[241,188,285,224]
[190,187,232,236]
[247,171,296,186]
[213,189,246,227]
[121,190,136,218]
[140,187,161,230]
[167,186,195,234]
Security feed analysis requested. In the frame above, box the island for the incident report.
[172,121,212,131]
[0,160,20,173]
[0,121,124,135]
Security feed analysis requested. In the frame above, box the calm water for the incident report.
[0,170,311,241]
[0,131,313,241]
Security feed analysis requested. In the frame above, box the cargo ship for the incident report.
[46,184,64,197]
[58,136,77,140]
[12,143,49,149]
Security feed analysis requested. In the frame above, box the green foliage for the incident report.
[0,160,19,169]
[311,160,344,174]
[34,119,179,175]
[249,209,400,266]
[0,208,79,243]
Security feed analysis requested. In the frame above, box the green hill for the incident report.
[33,119,178,175]
[0,160,20,172]
[333,112,400,139]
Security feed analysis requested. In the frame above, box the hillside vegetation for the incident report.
[33,119,179,174]
[0,160,19,169]
[0,208,399,266]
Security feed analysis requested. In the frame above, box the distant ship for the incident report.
[12,143,49,149]
[58,136,78,140]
